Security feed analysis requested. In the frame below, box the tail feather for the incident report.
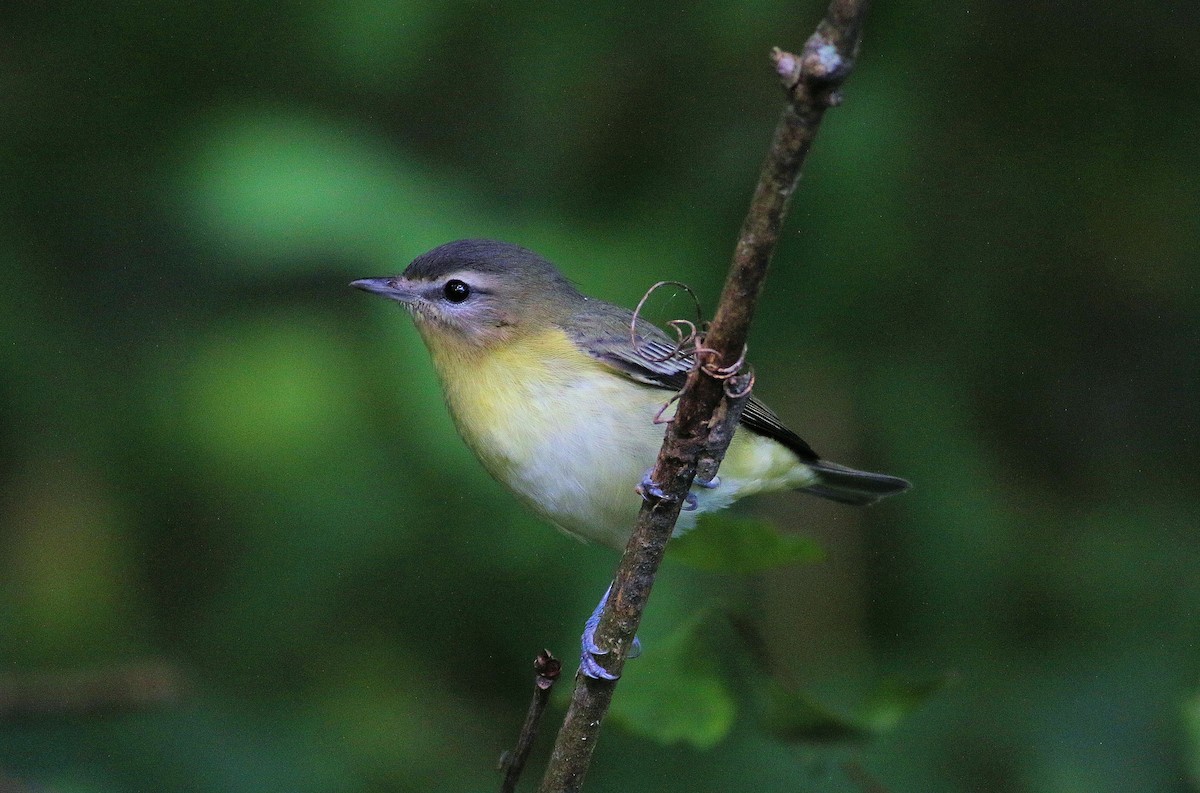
[801,460,910,506]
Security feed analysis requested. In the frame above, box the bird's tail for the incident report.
[801,460,911,506]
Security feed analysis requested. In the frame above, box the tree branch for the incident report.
[537,2,873,791]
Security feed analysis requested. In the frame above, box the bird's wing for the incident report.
[568,306,692,389]
[563,302,820,462]
[738,393,820,462]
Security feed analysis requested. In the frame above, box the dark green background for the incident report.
[2,1,1197,791]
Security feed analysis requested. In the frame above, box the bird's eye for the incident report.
[442,279,471,303]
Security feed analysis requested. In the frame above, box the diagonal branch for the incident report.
[537,2,873,791]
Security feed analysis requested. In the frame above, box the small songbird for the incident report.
[352,239,909,676]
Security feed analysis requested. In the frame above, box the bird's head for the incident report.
[352,239,583,349]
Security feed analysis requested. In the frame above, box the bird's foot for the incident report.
[580,584,641,680]
[635,469,673,504]
[637,469,711,511]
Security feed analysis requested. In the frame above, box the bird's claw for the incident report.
[635,469,673,504]
[580,648,619,680]
[682,475,719,510]
[638,469,719,511]
[579,584,641,680]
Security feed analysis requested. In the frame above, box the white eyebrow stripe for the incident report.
[437,272,505,293]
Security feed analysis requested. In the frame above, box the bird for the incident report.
[352,239,909,677]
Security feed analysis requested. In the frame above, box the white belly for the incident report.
[474,369,668,547]
[428,328,813,549]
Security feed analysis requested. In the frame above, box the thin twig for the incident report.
[537,2,873,791]
[499,651,562,793]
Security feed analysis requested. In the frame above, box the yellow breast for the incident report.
[420,326,814,548]
[419,327,661,545]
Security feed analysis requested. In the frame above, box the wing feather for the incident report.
[561,301,819,462]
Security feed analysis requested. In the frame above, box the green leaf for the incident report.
[667,514,823,573]
[764,674,951,746]
[608,614,736,749]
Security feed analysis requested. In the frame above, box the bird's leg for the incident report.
[601,468,727,677]
[580,583,641,680]
[637,468,696,510]
[637,468,720,512]
[634,468,672,503]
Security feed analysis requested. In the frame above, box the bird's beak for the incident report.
[350,277,419,304]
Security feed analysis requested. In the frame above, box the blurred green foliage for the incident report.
[668,515,823,573]
[608,611,737,751]
[2,0,1198,791]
